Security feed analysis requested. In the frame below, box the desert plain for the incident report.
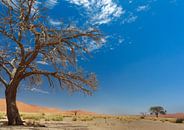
[0,99,184,130]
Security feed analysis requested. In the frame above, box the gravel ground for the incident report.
[0,119,184,130]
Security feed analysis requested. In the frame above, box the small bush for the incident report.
[0,113,6,119]
[22,114,43,121]
[175,118,184,123]
[80,116,93,121]
[140,116,145,119]
[41,113,45,116]
[63,115,72,118]
[140,113,146,119]
[51,115,63,121]
[44,115,63,121]
[72,117,77,121]
[45,118,50,121]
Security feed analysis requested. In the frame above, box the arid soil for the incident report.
[0,118,184,130]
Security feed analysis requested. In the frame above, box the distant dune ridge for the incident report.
[0,99,63,113]
[0,99,96,115]
[1,98,182,117]
[160,113,184,119]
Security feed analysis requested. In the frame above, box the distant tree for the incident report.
[0,0,103,125]
[149,106,167,118]
[74,111,78,116]
[140,112,147,119]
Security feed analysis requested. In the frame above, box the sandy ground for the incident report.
[0,118,184,130]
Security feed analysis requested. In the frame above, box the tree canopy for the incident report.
[0,0,103,94]
[149,106,166,117]
[0,0,103,125]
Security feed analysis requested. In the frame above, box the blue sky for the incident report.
[1,0,184,115]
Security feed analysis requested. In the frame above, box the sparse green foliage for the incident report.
[72,117,77,121]
[48,115,63,121]
[149,106,166,118]
[0,112,5,119]
[21,114,44,121]
[21,113,65,122]
[80,116,94,121]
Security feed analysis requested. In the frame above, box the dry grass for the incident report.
[0,112,184,130]
[0,112,182,124]
[20,113,64,122]
[0,112,6,119]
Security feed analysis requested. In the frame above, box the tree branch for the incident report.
[22,70,95,95]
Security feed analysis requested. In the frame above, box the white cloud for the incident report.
[37,61,48,65]
[122,13,138,24]
[0,0,59,10]
[128,0,133,4]
[136,5,149,12]
[118,38,124,44]
[87,37,106,52]
[49,18,62,26]
[87,41,104,52]
[29,88,49,94]
[44,0,59,9]
[65,0,124,25]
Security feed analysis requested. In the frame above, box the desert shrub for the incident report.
[50,115,63,121]
[63,115,72,118]
[72,117,77,121]
[44,115,63,121]
[45,118,50,121]
[160,119,165,123]
[140,112,146,119]
[175,118,184,123]
[23,116,41,121]
[22,114,44,121]
[140,116,145,119]
[41,113,45,116]
[0,113,5,119]
[104,116,107,120]
[159,118,173,123]
[116,116,120,120]
[120,117,125,121]
[80,116,93,121]
[166,118,176,123]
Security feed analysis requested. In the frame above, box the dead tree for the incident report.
[0,0,102,125]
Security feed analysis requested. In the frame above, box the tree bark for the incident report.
[5,85,23,125]
[156,113,159,118]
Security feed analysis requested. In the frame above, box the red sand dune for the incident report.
[160,113,184,119]
[65,110,97,115]
[0,99,63,113]
[0,99,96,115]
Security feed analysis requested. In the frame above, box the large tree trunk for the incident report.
[5,85,23,125]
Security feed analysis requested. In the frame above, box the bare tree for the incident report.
[0,0,103,125]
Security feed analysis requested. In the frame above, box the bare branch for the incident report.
[0,0,102,95]
[22,70,96,95]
